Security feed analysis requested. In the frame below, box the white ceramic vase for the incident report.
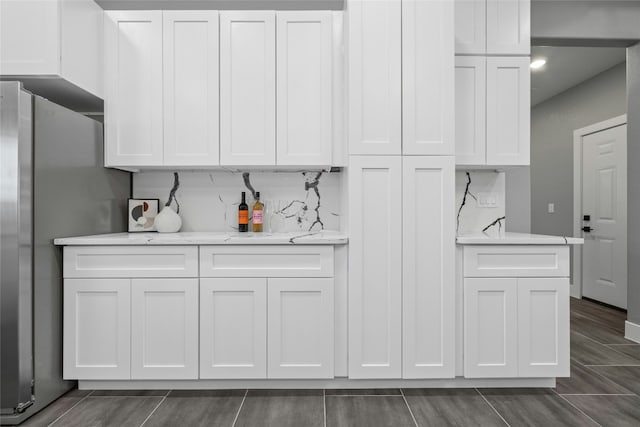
[154,206,182,233]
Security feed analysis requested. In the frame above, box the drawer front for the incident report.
[200,245,334,277]
[463,246,570,278]
[64,246,199,278]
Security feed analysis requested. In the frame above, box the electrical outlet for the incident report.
[477,193,498,208]
[548,203,555,213]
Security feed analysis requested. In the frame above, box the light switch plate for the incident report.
[548,203,555,213]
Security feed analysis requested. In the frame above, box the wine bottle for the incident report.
[252,192,264,232]
[238,192,249,232]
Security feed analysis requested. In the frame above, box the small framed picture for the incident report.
[128,199,159,232]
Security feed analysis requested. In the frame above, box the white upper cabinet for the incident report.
[402,156,455,378]
[276,12,333,166]
[455,56,529,166]
[0,0,103,100]
[220,11,276,166]
[455,56,486,165]
[163,11,219,166]
[402,0,454,155]
[348,0,402,155]
[104,11,163,167]
[486,56,530,165]
[455,0,530,55]
[454,0,485,55]
[486,0,530,55]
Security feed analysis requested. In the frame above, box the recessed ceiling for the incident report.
[531,46,626,106]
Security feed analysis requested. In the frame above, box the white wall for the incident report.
[133,170,343,232]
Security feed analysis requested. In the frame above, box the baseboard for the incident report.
[625,320,640,343]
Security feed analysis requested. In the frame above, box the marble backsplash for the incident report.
[456,170,506,235]
[133,170,343,232]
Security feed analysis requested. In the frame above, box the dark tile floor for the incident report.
[12,298,640,427]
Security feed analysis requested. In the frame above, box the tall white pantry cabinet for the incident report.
[347,0,456,379]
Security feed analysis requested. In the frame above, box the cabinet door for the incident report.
[276,12,332,166]
[163,11,219,166]
[402,156,455,378]
[200,278,267,379]
[348,156,402,378]
[63,279,130,380]
[348,0,401,155]
[454,0,485,54]
[455,56,486,165]
[486,0,530,55]
[402,0,454,155]
[464,278,518,378]
[486,56,530,166]
[220,11,276,166]
[131,279,199,379]
[267,278,334,379]
[0,0,60,75]
[104,11,163,167]
[518,278,570,377]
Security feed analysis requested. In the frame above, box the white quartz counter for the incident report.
[54,231,348,246]
[456,232,583,245]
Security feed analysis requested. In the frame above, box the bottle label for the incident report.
[253,210,263,224]
[239,210,249,225]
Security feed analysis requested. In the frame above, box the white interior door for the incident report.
[581,123,627,308]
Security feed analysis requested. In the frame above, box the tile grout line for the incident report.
[399,388,419,427]
[552,388,603,427]
[558,393,637,396]
[138,395,167,427]
[48,390,95,427]
[231,389,248,427]
[573,330,640,359]
[323,388,327,427]
[475,388,510,427]
[583,364,640,367]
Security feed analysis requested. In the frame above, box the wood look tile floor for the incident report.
[12,298,640,427]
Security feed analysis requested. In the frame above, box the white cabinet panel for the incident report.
[486,57,530,166]
[402,156,455,378]
[276,12,332,166]
[267,278,334,379]
[200,278,267,379]
[63,279,130,380]
[455,56,486,165]
[105,11,163,167]
[454,0,485,54]
[348,156,402,378]
[486,0,530,55]
[518,278,570,378]
[402,0,454,155]
[131,279,198,379]
[464,278,518,378]
[348,0,401,155]
[463,245,570,278]
[220,11,276,165]
[163,11,219,166]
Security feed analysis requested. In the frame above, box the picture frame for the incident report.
[128,198,159,232]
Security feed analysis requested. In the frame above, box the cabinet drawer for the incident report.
[463,246,569,278]
[64,246,198,278]
[200,245,333,277]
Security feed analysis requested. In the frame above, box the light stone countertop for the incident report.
[54,231,348,246]
[456,232,584,245]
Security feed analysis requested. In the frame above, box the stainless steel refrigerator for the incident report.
[0,82,130,424]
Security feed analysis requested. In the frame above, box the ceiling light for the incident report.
[530,58,547,70]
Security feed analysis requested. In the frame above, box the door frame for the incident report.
[572,114,627,299]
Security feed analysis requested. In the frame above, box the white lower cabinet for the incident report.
[131,279,199,379]
[199,278,268,379]
[268,278,334,379]
[63,279,131,380]
[464,276,569,378]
